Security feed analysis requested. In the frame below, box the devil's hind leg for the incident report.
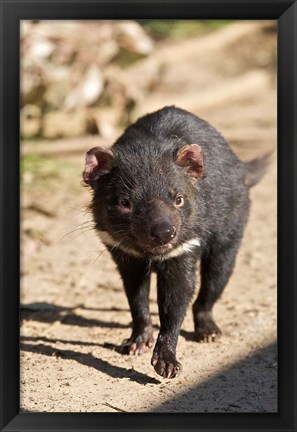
[193,228,245,342]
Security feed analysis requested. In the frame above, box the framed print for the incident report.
[0,1,296,431]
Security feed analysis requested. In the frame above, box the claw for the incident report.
[151,352,182,379]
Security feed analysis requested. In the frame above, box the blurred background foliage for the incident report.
[20,19,276,185]
[140,20,234,39]
[21,20,276,141]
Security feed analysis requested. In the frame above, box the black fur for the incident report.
[83,106,268,378]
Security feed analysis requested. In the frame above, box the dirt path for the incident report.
[20,21,277,413]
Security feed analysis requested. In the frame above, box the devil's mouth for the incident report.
[98,229,177,258]
[146,243,173,256]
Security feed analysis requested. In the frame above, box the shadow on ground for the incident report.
[20,327,277,412]
[20,336,161,385]
[150,341,277,412]
[20,302,131,329]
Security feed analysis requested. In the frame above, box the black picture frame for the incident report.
[0,1,296,431]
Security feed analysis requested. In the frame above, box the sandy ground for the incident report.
[20,21,277,413]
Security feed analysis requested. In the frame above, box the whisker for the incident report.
[92,247,108,264]
[58,224,95,242]
[145,259,152,277]
[63,220,94,232]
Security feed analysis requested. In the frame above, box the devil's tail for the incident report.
[244,151,274,188]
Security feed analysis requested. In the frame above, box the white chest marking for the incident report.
[97,230,201,261]
[155,237,201,261]
[97,230,142,258]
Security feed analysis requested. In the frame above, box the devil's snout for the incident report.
[150,221,176,245]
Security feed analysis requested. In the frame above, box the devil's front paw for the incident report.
[151,349,182,379]
[122,326,154,355]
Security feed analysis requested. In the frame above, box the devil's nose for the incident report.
[150,222,176,245]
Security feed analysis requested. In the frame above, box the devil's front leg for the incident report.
[152,255,197,378]
[110,250,154,355]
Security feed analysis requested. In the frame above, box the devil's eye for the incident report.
[119,198,131,209]
[175,195,184,207]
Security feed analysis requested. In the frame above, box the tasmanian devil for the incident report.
[83,106,270,379]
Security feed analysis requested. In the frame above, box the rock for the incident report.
[96,40,119,65]
[21,21,34,39]
[115,21,154,55]
[101,58,162,121]
[42,110,87,138]
[121,57,163,94]
[53,40,78,65]
[20,20,157,137]
[29,38,56,61]
[43,67,73,110]
[21,64,46,106]
[20,105,42,137]
[86,108,120,141]
[65,64,105,110]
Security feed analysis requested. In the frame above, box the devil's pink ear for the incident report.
[175,144,205,181]
[83,147,113,187]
